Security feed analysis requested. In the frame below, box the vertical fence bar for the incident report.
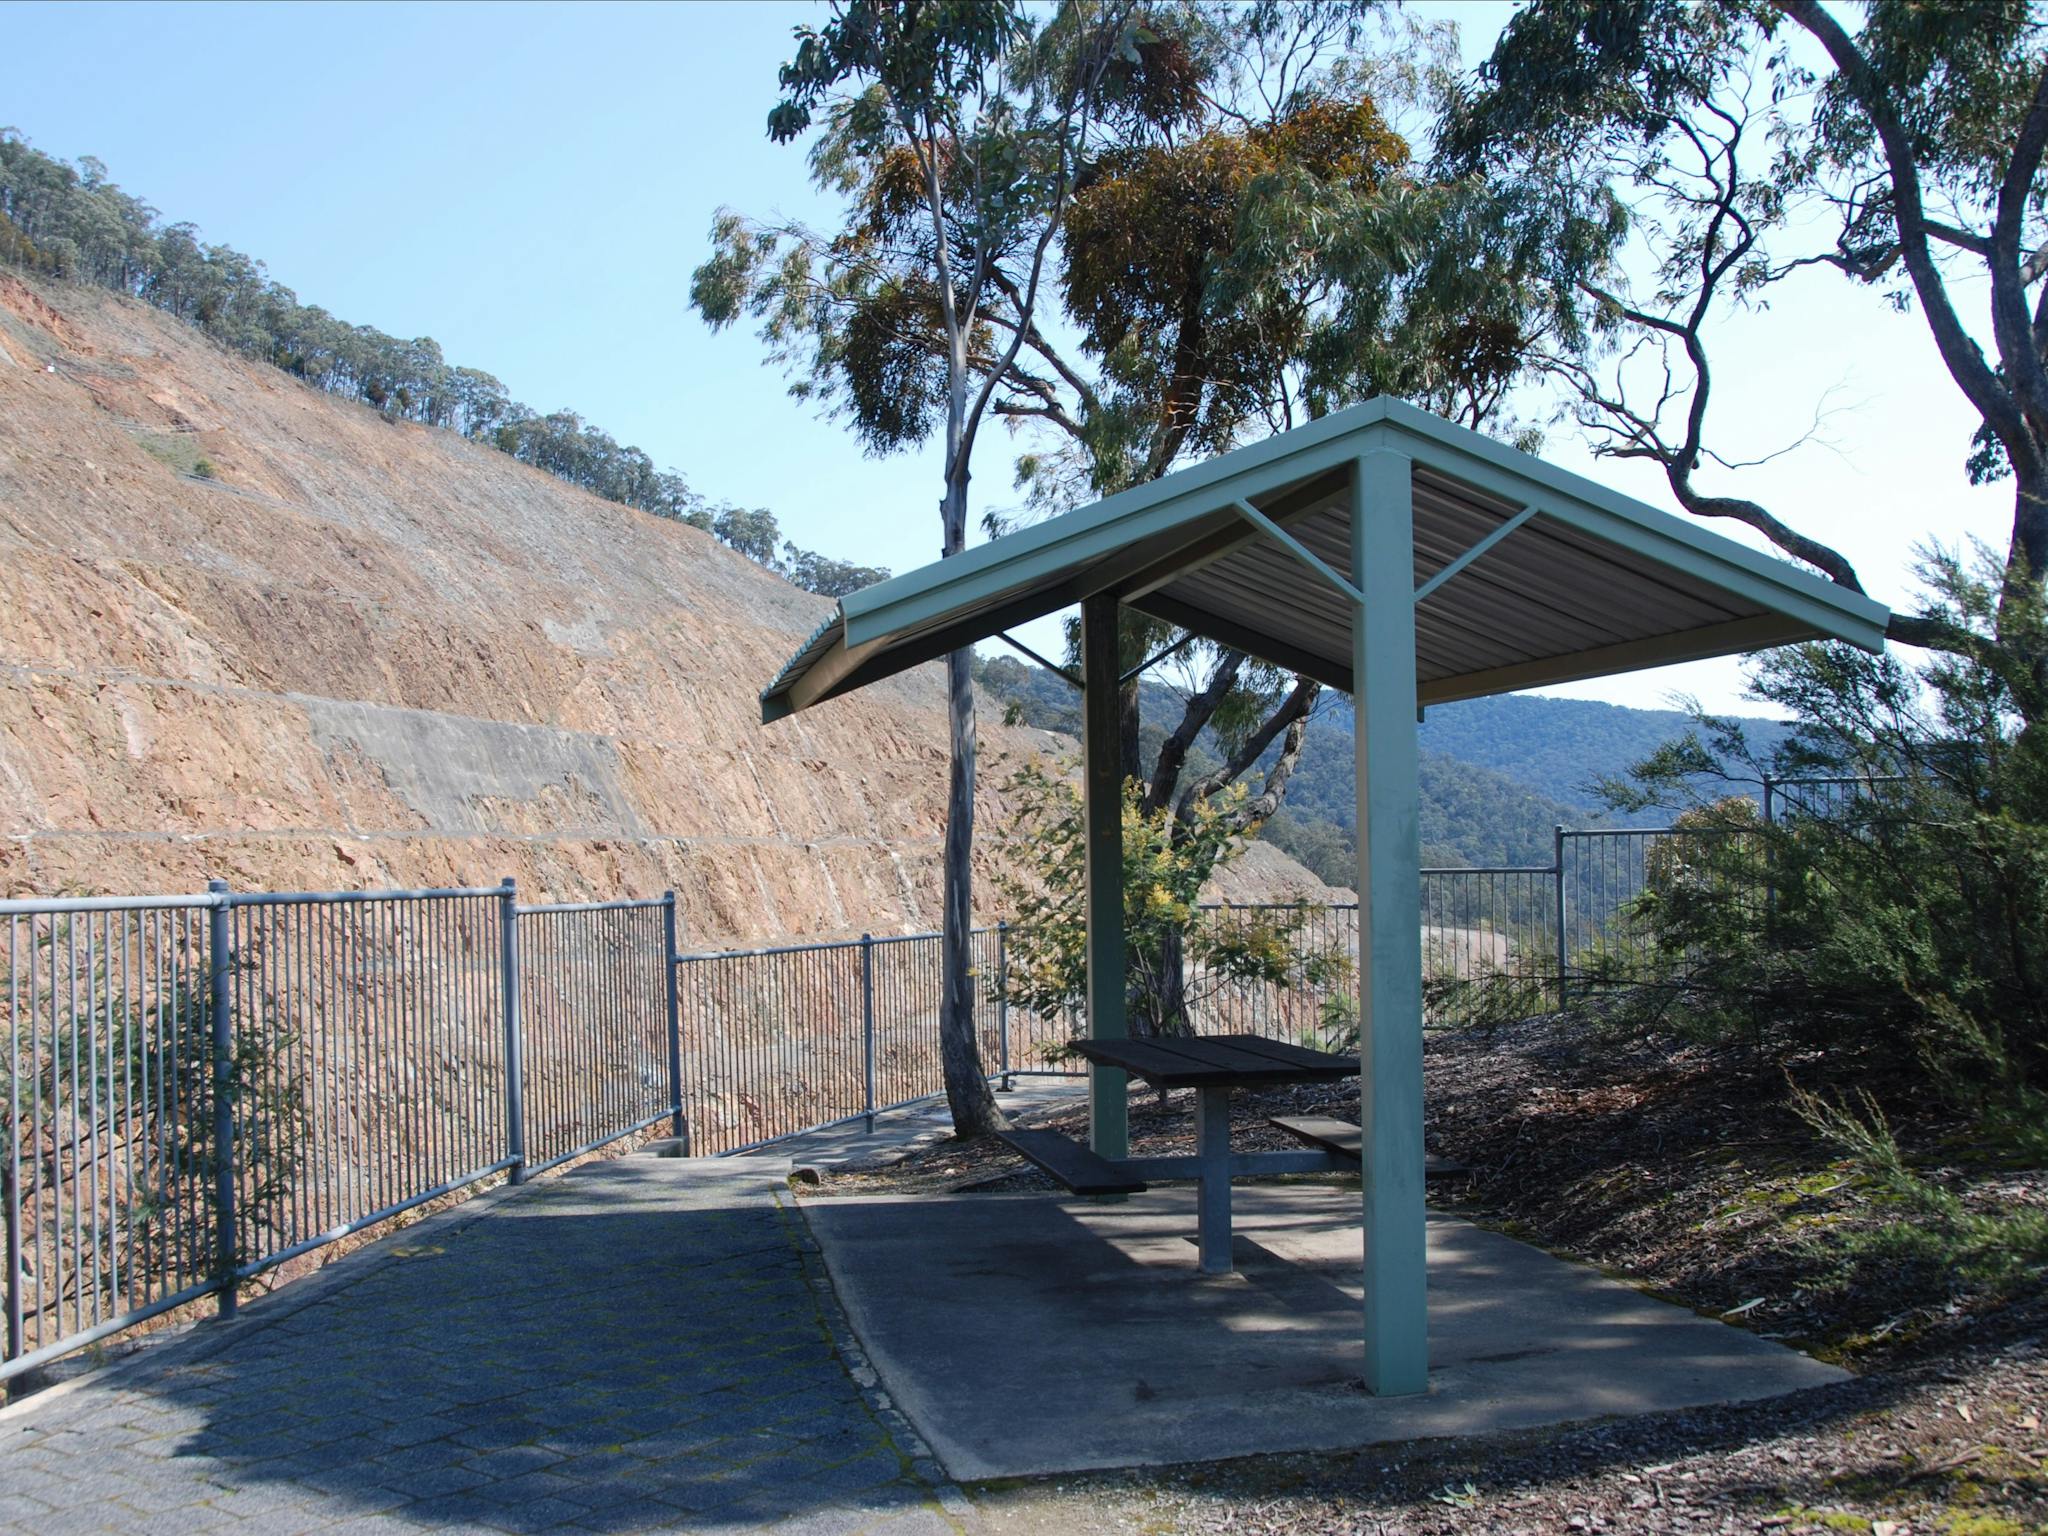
[860,934,876,1132]
[5,916,20,1364]
[499,879,526,1185]
[663,893,685,1145]
[1552,825,1568,1013]
[1761,775,1779,945]
[995,921,1011,1091]
[206,880,236,1318]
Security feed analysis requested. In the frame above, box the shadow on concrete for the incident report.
[31,1158,941,1534]
[801,1182,1856,1481]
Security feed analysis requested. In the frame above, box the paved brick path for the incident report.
[0,1156,972,1535]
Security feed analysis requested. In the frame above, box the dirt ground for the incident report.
[810,1019,2048,1535]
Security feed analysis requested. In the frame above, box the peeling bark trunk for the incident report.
[937,473,1004,1138]
[1142,925,1194,1039]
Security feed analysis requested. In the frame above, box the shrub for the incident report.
[1602,548,2048,1144]
[993,757,1352,1038]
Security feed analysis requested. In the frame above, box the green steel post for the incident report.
[1081,591,1128,1159]
[1352,451,1428,1396]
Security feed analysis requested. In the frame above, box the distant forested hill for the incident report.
[1416,694,1789,811]
[975,655,1789,888]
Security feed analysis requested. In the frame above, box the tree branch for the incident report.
[1174,676,1321,828]
[1776,0,2033,472]
[1142,650,1246,813]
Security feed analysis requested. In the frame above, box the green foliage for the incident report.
[3,946,305,1301]
[992,758,1349,1035]
[0,130,869,601]
[1438,0,2048,683]
[1789,1082,2048,1311]
[768,1,1028,146]
[126,975,306,1273]
[1602,549,2048,1145]
[778,542,891,598]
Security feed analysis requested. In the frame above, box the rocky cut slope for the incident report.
[0,274,1333,942]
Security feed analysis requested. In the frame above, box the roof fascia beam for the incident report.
[1416,612,1815,707]
[1413,504,1539,606]
[1230,499,1365,607]
[772,624,881,721]
[1128,590,1355,693]
[794,582,1103,713]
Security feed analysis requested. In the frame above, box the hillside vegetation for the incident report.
[0,269,1341,927]
[975,655,1793,886]
[0,131,883,597]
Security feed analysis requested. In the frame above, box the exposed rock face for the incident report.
[0,274,1339,941]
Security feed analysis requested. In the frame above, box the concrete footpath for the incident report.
[0,1155,975,1535]
[802,1183,1850,1480]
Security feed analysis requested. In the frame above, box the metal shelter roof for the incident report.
[760,397,1888,722]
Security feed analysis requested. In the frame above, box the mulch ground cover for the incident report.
[807,1016,2048,1535]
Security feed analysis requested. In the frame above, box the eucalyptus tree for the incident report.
[1439,0,2048,723]
[984,2,1578,1032]
[692,0,1147,1134]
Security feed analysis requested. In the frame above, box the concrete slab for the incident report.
[802,1184,1848,1480]
[769,1078,1084,1171]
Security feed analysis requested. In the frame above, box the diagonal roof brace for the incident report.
[1414,504,1540,606]
[1231,499,1365,608]
[993,630,1082,690]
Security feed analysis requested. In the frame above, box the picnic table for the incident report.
[1005,1033,1361,1275]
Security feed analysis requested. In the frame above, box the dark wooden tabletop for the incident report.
[1065,1033,1358,1088]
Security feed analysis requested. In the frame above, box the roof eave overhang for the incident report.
[759,398,1890,724]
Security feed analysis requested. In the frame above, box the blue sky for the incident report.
[6,0,2015,715]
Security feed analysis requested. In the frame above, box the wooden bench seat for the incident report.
[996,1129,1148,1195]
[1268,1116,1468,1179]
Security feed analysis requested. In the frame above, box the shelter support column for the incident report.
[1081,591,1128,1159]
[1352,450,1428,1396]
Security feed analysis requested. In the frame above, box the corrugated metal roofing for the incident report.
[761,398,1887,722]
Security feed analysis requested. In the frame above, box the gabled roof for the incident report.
[761,397,1888,722]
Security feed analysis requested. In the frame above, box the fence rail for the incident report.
[1,881,674,1382]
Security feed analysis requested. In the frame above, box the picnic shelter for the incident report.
[758,397,1888,1398]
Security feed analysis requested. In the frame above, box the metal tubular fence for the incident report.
[1,774,1885,1381]
[1,881,679,1383]
[674,927,1006,1155]
[515,897,674,1177]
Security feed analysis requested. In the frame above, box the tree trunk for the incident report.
[1138,924,1194,1039]
[937,473,1004,1138]
[2002,468,2048,720]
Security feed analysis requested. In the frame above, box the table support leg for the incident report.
[1194,1086,1233,1275]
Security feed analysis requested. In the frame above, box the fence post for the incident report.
[860,934,876,1132]
[500,878,527,1185]
[1552,826,1569,1015]
[207,879,237,1319]
[1760,776,1779,945]
[995,921,1011,1092]
[663,891,685,1146]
